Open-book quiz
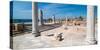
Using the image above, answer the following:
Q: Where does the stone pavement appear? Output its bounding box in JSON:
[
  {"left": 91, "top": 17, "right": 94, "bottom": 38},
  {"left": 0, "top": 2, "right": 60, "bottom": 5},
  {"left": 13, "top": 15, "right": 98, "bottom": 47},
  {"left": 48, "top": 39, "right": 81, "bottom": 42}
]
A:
[{"left": 12, "top": 25, "right": 89, "bottom": 50}]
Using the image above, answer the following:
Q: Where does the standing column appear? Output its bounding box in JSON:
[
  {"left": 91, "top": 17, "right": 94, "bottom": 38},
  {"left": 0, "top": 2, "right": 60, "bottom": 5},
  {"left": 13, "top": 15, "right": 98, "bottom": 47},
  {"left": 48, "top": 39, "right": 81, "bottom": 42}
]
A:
[
  {"left": 52, "top": 15, "right": 55, "bottom": 24},
  {"left": 59, "top": 17, "right": 61, "bottom": 24},
  {"left": 66, "top": 17, "right": 68, "bottom": 25},
  {"left": 38, "top": 9, "right": 44, "bottom": 25},
  {"left": 58, "top": 18, "right": 60, "bottom": 24},
  {"left": 86, "top": 5, "right": 97, "bottom": 44},
  {"left": 32, "top": 2, "right": 40, "bottom": 37},
  {"left": 60, "top": 17, "right": 62, "bottom": 24}
]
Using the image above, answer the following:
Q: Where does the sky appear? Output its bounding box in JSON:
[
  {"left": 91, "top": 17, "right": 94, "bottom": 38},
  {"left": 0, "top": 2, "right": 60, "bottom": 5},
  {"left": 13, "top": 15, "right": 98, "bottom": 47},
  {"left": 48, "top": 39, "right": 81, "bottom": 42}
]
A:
[
  {"left": 11, "top": 1, "right": 97, "bottom": 19},
  {"left": 37, "top": 2, "right": 87, "bottom": 19},
  {"left": 10, "top": 1, "right": 32, "bottom": 19}
]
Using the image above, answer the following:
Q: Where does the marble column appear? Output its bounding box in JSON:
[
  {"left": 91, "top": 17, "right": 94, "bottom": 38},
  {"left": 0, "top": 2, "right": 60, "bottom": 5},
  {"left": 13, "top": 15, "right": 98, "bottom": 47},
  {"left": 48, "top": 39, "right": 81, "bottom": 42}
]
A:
[
  {"left": 66, "top": 17, "right": 68, "bottom": 25},
  {"left": 32, "top": 2, "right": 40, "bottom": 37},
  {"left": 86, "top": 5, "right": 97, "bottom": 44},
  {"left": 58, "top": 18, "right": 60, "bottom": 23},
  {"left": 59, "top": 17, "right": 61, "bottom": 24},
  {"left": 60, "top": 18, "right": 62, "bottom": 24},
  {"left": 52, "top": 15, "right": 55, "bottom": 24},
  {"left": 38, "top": 9, "right": 44, "bottom": 25}
]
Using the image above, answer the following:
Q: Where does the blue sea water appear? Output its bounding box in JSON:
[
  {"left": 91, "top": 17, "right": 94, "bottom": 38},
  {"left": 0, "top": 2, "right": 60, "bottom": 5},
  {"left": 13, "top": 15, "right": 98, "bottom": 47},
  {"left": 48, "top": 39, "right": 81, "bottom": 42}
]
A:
[{"left": 11, "top": 19, "right": 32, "bottom": 23}]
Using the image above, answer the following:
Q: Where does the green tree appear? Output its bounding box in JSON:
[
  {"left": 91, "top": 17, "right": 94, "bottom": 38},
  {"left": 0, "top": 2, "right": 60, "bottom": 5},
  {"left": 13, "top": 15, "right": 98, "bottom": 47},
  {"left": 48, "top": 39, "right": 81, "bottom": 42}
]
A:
[
  {"left": 48, "top": 18, "right": 53, "bottom": 22},
  {"left": 79, "top": 16, "right": 84, "bottom": 21}
]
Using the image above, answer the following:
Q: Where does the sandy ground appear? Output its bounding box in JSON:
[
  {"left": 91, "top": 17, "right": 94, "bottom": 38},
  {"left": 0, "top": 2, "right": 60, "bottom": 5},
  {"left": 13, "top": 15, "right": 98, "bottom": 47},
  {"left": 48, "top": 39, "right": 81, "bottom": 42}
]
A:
[{"left": 12, "top": 24, "right": 90, "bottom": 50}]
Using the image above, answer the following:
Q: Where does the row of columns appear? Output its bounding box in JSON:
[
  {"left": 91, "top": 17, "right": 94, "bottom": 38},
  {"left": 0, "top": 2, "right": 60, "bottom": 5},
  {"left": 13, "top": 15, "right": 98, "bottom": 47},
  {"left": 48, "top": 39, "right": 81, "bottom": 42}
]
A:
[{"left": 32, "top": 2, "right": 97, "bottom": 44}]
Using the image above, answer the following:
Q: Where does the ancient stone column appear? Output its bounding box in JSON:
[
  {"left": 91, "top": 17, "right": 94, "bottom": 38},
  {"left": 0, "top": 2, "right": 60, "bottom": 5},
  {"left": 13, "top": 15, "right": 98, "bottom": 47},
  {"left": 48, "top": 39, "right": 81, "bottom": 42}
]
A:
[
  {"left": 58, "top": 18, "right": 60, "bottom": 24},
  {"left": 59, "top": 17, "right": 61, "bottom": 24},
  {"left": 38, "top": 9, "right": 44, "bottom": 25},
  {"left": 86, "top": 5, "right": 97, "bottom": 44},
  {"left": 32, "top": 2, "right": 40, "bottom": 37},
  {"left": 60, "top": 18, "right": 62, "bottom": 24},
  {"left": 52, "top": 15, "right": 55, "bottom": 24},
  {"left": 66, "top": 17, "right": 68, "bottom": 25}
]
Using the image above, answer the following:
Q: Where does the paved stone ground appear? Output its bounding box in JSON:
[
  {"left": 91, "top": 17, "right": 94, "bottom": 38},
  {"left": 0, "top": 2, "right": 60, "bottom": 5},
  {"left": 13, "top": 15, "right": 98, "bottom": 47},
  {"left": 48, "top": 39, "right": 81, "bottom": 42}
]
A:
[{"left": 12, "top": 25, "right": 89, "bottom": 50}]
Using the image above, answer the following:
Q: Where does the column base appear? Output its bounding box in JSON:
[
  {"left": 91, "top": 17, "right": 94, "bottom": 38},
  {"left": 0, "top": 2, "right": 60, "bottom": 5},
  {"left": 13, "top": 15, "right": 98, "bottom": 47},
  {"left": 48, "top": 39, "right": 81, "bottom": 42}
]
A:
[
  {"left": 86, "top": 40, "right": 97, "bottom": 45},
  {"left": 32, "top": 32, "right": 41, "bottom": 37}
]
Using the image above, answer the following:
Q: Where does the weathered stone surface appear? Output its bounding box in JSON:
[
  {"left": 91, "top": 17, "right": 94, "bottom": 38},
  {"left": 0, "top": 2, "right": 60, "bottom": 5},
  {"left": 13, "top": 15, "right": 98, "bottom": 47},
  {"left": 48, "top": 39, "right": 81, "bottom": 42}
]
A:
[{"left": 12, "top": 25, "right": 89, "bottom": 50}]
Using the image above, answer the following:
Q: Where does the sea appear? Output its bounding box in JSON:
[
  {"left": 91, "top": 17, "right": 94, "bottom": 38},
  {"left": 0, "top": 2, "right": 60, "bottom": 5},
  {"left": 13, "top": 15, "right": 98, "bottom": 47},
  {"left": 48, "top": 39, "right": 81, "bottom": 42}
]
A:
[
  {"left": 11, "top": 19, "right": 49, "bottom": 23},
  {"left": 11, "top": 19, "right": 32, "bottom": 24}
]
